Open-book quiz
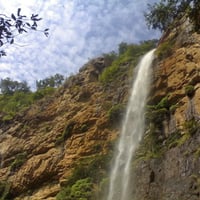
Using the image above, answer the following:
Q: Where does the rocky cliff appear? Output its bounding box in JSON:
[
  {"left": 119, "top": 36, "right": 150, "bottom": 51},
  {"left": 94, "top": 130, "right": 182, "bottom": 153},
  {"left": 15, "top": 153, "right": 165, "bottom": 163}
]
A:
[
  {"left": 0, "top": 54, "right": 132, "bottom": 199},
  {"left": 132, "top": 19, "right": 200, "bottom": 200},
  {"left": 0, "top": 18, "right": 200, "bottom": 200}
]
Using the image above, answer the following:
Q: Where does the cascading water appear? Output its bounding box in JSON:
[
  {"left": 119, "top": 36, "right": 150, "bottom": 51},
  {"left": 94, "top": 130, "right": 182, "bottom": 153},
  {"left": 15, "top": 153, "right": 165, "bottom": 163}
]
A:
[{"left": 107, "top": 49, "right": 155, "bottom": 200}]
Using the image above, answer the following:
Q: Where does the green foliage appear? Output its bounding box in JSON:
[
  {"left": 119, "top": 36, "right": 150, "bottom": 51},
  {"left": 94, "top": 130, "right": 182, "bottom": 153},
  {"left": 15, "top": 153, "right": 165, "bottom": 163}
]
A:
[
  {"left": 0, "top": 75, "right": 62, "bottom": 120},
  {"left": 99, "top": 62, "right": 119, "bottom": 84},
  {"left": 66, "top": 154, "right": 110, "bottom": 186},
  {"left": 32, "top": 87, "right": 55, "bottom": 100},
  {"left": 99, "top": 40, "right": 157, "bottom": 84},
  {"left": 80, "top": 124, "right": 89, "bottom": 133},
  {"left": 146, "top": 96, "right": 170, "bottom": 126},
  {"left": 136, "top": 126, "right": 192, "bottom": 161},
  {"left": 10, "top": 152, "right": 27, "bottom": 171},
  {"left": 55, "top": 121, "right": 75, "bottom": 145},
  {"left": 189, "top": 174, "right": 200, "bottom": 193},
  {"left": 102, "top": 51, "right": 118, "bottom": 67},
  {"left": 36, "top": 74, "right": 64, "bottom": 90},
  {"left": 194, "top": 148, "right": 200, "bottom": 159},
  {"left": 188, "top": 1, "right": 200, "bottom": 32},
  {"left": 108, "top": 104, "right": 125, "bottom": 124},
  {"left": 146, "top": 108, "right": 169, "bottom": 126},
  {"left": 0, "top": 78, "right": 30, "bottom": 95},
  {"left": 156, "top": 96, "right": 170, "bottom": 109},
  {"left": 57, "top": 154, "right": 110, "bottom": 200},
  {"left": 144, "top": 0, "right": 179, "bottom": 32},
  {"left": 0, "top": 181, "right": 10, "bottom": 200},
  {"left": 118, "top": 42, "right": 129, "bottom": 55},
  {"left": 0, "top": 87, "right": 56, "bottom": 121},
  {"left": 156, "top": 40, "right": 174, "bottom": 59},
  {"left": 95, "top": 177, "right": 109, "bottom": 200},
  {"left": 164, "top": 130, "right": 183, "bottom": 149},
  {"left": 91, "top": 143, "right": 103, "bottom": 154},
  {"left": 169, "top": 104, "right": 178, "bottom": 114},
  {"left": 185, "top": 85, "right": 195, "bottom": 97},
  {"left": 135, "top": 124, "right": 163, "bottom": 160},
  {"left": 145, "top": 0, "right": 200, "bottom": 32},
  {"left": 183, "top": 119, "right": 199, "bottom": 136},
  {"left": 2, "top": 114, "right": 14, "bottom": 122},
  {"left": 118, "top": 40, "right": 157, "bottom": 65},
  {"left": 56, "top": 178, "right": 93, "bottom": 200},
  {"left": 0, "top": 92, "right": 33, "bottom": 119},
  {"left": 140, "top": 98, "right": 199, "bottom": 162}
]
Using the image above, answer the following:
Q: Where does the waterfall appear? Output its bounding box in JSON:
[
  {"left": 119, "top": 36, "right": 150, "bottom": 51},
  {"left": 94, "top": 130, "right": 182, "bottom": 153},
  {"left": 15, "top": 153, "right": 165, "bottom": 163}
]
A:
[{"left": 107, "top": 49, "right": 155, "bottom": 200}]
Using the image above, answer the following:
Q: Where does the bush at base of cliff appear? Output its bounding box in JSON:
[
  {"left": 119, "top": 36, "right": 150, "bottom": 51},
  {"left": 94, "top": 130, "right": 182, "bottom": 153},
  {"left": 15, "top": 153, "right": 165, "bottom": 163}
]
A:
[
  {"left": 56, "top": 178, "right": 93, "bottom": 200},
  {"left": 57, "top": 154, "right": 111, "bottom": 200}
]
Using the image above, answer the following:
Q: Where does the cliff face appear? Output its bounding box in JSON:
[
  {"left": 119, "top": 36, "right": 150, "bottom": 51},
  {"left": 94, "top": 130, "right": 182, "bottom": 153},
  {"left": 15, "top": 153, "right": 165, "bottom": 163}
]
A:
[
  {"left": 132, "top": 22, "right": 200, "bottom": 200},
  {"left": 0, "top": 19, "right": 200, "bottom": 200},
  {"left": 0, "top": 56, "right": 131, "bottom": 199}
]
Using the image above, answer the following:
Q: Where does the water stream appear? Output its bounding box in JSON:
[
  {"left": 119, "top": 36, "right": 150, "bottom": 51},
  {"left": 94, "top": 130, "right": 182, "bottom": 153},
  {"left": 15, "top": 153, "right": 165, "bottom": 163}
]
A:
[{"left": 107, "top": 49, "right": 155, "bottom": 200}]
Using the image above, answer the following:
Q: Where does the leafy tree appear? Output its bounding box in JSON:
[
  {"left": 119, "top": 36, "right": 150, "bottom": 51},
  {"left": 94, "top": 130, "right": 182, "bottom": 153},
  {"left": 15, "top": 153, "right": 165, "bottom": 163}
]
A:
[
  {"left": 188, "top": 0, "right": 200, "bottom": 32},
  {"left": 36, "top": 74, "right": 64, "bottom": 90},
  {"left": 102, "top": 51, "right": 118, "bottom": 67},
  {"left": 0, "top": 78, "right": 30, "bottom": 95},
  {"left": 0, "top": 8, "right": 49, "bottom": 57},
  {"left": 144, "top": 0, "right": 200, "bottom": 32},
  {"left": 118, "top": 42, "right": 128, "bottom": 55}
]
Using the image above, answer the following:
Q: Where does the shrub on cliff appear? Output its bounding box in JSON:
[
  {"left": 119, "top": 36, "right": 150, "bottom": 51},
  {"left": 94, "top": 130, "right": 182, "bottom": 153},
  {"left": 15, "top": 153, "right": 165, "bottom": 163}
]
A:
[
  {"left": 185, "top": 84, "right": 195, "bottom": 98},
  {"left": 108, "top": 104, "right": 125, "bottom": 125},
  {"left": 156, "top": 40, "right": 174, "bottom": 59}
]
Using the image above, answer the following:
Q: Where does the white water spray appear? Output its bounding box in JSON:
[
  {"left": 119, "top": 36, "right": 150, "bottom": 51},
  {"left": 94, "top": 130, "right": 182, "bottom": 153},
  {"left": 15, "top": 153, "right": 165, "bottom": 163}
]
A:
[{"left": 107, "top": 49, "right": 155, "bottom": 200}]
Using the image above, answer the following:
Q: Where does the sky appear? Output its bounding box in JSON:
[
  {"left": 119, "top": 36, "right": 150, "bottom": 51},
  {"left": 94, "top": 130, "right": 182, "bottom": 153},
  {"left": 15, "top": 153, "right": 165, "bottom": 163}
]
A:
[{"left": 0, "top": 0, "right": 160, "bottom": 89}]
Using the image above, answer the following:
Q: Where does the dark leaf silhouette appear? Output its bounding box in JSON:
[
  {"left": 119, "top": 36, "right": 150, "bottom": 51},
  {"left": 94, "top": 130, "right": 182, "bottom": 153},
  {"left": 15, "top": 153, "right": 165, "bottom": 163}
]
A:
[
  {"left": 0, "top": 8, "right": 49, "bottom": 57},
  {"left": 44, "top": 32, "right": 49, "bottom": 37},
  {"left": 10, "top": 38, "right": 14, "bottom": 44},
  {"left": 26, "top": 22, "right": 31, "bottom": 27},
  {"left": 17, "top": 8, "right": 21, "bottom": 16},
  {"left": 11, "top": 13, "right": 16, "bottom": 20}
]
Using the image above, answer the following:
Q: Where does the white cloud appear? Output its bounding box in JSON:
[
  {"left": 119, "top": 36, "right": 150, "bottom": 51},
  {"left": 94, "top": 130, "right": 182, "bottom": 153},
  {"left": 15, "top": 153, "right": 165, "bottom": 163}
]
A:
[{"left": 0, "top": 0, "right": 160, "bottom": 89}]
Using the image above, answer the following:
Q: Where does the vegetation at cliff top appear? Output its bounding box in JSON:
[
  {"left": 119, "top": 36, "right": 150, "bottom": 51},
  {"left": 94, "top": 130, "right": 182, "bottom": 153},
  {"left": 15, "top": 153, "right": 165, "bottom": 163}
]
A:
[
  {"left": 99, "top": 39, "right": 157, "bottom": 84},
  {"left": 0, "top": 39, "right": 157, "bottom": 122},
  {"left": 0, "top": 74, "right": 64, "bottom": 121},
  {"left": 145, "top": 0, "right": 200, "bottom": 32}
]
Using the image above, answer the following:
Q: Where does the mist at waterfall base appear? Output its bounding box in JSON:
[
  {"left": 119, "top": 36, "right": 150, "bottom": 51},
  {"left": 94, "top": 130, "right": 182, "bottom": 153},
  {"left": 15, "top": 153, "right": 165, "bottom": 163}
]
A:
[{"left": 107, "top": 49, "right": 155, "bottom": 200}]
